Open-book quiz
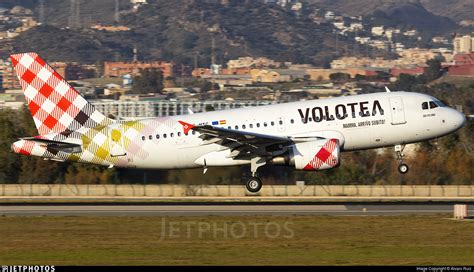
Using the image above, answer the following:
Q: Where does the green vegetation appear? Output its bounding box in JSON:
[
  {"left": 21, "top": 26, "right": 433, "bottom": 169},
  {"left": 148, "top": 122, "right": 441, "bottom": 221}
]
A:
[
  {"left": 131, "top": 68, "right": 164, "bottom": 94},
  {"left": 329, "top": 72, "right": 351, "bottom": 82},
  {"left": 0, "top": 215, "right": 472, "bottom": 265}
]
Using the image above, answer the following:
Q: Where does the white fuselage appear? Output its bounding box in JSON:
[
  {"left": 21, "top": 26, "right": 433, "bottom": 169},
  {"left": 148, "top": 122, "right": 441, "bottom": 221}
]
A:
[{"left": 117, "top": 92, "right": 465, "bottom": 169}]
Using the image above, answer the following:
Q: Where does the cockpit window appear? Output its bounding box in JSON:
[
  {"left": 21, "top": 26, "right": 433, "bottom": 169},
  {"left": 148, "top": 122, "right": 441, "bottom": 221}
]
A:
[
  {"left": 429, "top": 101, "right": 438, "bottom": 109},
  {"left": 434, "top": 100, "right": 446, "bottom": 107},
  {"left": 422, "top": 102, "right": 429, "bottom": 110}
]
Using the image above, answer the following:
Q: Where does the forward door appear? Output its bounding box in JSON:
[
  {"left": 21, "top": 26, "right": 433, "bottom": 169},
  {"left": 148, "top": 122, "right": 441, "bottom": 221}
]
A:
[{"left": 389, "top": 97, "right": 407, "bottom": 125}]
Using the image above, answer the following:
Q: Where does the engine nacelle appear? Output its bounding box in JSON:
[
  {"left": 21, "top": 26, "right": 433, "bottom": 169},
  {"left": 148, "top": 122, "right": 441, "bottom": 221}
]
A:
[{"left": 271, "top": 139, "right": 341, "bottom": 171}]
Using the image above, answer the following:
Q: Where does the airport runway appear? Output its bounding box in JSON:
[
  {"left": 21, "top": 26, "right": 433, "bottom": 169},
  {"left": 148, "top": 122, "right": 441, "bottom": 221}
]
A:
[{"left": 1, "top": 202, "right": 472, "bottom": 216}]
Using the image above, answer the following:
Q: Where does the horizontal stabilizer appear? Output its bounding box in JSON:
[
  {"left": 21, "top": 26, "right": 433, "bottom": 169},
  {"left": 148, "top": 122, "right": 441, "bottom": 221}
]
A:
[{"left": 21, "top": 137, "right": 82, "bottom": 154}]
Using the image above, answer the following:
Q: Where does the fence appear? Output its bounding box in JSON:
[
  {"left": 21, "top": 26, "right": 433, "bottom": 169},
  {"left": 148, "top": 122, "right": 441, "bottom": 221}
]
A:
[{"left": 1, "top": 184, "right": 473, "bottom": 197}]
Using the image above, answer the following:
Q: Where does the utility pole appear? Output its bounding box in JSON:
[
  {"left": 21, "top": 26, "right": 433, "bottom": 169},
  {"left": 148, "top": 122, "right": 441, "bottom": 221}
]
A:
[
  {"left": 133, "top": 46, "right": 138, "bottom": 62},
  {"left": 39, "top": 0, "right": 45, "bottom": 25},
  {"left": 75, "top": 0, "right": 80, "bottom": 28},
  {"left": 181, "top": 64, "right": 185, "bottom": 87},
  {"left": 194, "top": 52, "right": 199, "bottom": 71},
  {"left": 208, "top": 25, "right": 219, "bottom": 91},
  {"left": 68, "top": 0, "right": 80, "bottom": 29},
  {"left": 114, "top": 0, "right": 120, "bottom": 24}
]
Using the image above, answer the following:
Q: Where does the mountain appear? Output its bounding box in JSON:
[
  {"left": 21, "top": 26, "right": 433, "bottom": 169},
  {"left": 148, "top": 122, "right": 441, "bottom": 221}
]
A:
[
  {"left": 306, "top": 0, "right": 471, "bottom": 24},
  {"left": 368, "top": 3, "right": 458, "bottom": 34},
  {"left": 3, "top": 0, "right": 382, "bottom": 66}
]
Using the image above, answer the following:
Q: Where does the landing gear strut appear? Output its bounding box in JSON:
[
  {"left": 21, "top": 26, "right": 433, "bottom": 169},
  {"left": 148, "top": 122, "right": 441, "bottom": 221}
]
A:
[
  {"left": 245, "top": 157, "right": 266, "bottom": 193},
  {"left": 395, "top": 144, "right": 409, "bottom": 174}
]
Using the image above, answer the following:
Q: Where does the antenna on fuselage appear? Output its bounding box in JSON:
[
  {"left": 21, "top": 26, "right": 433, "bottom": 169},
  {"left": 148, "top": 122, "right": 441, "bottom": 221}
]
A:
[{"left": 385, "top": 86, "right": 392, "bottom": 93}]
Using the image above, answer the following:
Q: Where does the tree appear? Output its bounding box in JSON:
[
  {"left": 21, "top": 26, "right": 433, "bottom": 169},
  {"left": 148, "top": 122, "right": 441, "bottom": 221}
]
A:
[
  {"left": 200, "top": 81, "right": 219, "bottom": 92},
  {"left": 0, "top": 109, "right": 22, "bottom": 183},
  {"left": 131, "top": 68, "right": 164, "bottom": 94},
  {"left": 329, "top": 72, "right": 351, "bottom": 82},
  {"left": 424, "top": 59, "right": 442, "bottom": 82}
]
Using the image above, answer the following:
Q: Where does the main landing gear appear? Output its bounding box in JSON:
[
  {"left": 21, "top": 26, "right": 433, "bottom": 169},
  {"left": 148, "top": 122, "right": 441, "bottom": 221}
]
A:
[
  {"left": 245, "top": 157, "right": 266, "bottom": 193},
  {"left": 395, "top": 144, "right": 409, "bottom": 174},
  {"left": 246, "top": 176, "right": 262, "bottom": 193}
]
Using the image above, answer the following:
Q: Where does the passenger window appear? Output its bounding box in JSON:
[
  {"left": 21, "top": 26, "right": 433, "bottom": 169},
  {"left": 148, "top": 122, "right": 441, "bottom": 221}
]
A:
[
  {"left": 250, "top": 124, "right": 253, "bottom": 128},
  {"left": 149, "top": 135, "right": 152, "bottom": 140},
  {"left": 257, "top": 123, "right": 260, "bottom": 128},
  {"left": 228, "top": 126, "right": 231, "bottom": 130},
  {"left": 264, "top": 122, "right": 268, "bottom": 127},
  {"left": 170, "top": 133, "right": 174, "bottom": 137},
  {"left": 422, "top": 102, "right": 428, "bottom": 110},
  {"left": 192, "top": 130, "right": 196, "bottom": 135},
  {"left": 178, "top": 132, "right": 181, "bottom": 137},
  {"left": 156, "top": 134, "right": 160, "bottom": 139},
  {"left": 235, "top": 125, "right": 239, "bottom": 130},
  {"left": 271, "top": 121, "right": 275, "bottom": 126},
  {"left": 163, "top": 134, "right": 167, "bottom": 138},
  {"left": 242, "top": 125, "right": 246, "bottom": 129},
  {"left": 429, "top": 101, "right": 438, "bottom": 109},
  {"left": 290, "top": 119, "right": 294, "bottom": 124},
  {"left": 142, "top": 136, "right": 145, "bottom": 141},
  {"left": 279, "top": 120, "right": 283, "bottom": 125}
]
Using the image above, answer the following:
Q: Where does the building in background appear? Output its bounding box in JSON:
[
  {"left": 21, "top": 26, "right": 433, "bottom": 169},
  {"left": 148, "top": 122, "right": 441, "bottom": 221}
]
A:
[
  {"left": 91, "top": 99, "right": 275, "bottom": 118},
  {"left": 104, "top": 61, "right": 174, "bottom": 78},
  {"left": 449, "top": 52, "right": 474, "bottom": 76},
  {"left": 453, "top": 35, "right": 473, "bottom": 55},
  {"left": 0, "top": 60, "right": 21, "bottom": 90}
]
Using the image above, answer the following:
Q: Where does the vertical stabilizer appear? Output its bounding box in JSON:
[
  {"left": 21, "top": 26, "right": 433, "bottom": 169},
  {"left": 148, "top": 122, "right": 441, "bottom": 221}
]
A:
[{"left": 10, "top": 52, "right": 113, "bottom": 135}]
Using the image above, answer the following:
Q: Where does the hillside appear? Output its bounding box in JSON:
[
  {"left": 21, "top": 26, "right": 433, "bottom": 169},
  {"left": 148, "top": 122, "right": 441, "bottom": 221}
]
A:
[
  {"left": 306, "top": 0, "right": 472, "bottom": 24},
  {"left": 367, "top": 3, "right": 458, "bottom": 34},
  {"left": 3, "top": 0, "right": 382, "bottom": 66}
]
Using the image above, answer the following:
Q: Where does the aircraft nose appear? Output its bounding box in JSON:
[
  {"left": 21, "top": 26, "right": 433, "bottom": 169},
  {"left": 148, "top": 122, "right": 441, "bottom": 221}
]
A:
[{"left": 451, "top": 109, "right": 466, "bottom": 131}]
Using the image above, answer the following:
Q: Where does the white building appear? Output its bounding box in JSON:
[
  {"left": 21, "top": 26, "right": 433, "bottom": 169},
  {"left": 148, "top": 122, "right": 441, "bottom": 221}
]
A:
[
  {"left": 333, "top": 22, "right": 345, "bottom": 30},
  {"left": 91, "top": 100, "right": 276, "bottom": 118},
  {"left": 349, "top": 23, "right": 363, "bottom": 32},
  {"left": 355, "top": 36, "right": 371, "bottom": 44},
  {"left": 403, "top": 30, "right": 417, "bottom": 37},
  {"left": 324, "top": 11, "right": 335, "bottom": 20},
  {"left": 371, "top": 26, "right": 384, "bottom": 36},
  {"left": 453, "top": 35, "right": 473, "bottom": 54}
]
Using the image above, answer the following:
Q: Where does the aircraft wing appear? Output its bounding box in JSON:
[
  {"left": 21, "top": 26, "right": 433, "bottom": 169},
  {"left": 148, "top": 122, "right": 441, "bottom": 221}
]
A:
[{"left": 179, "top": 121, "right": 306, "bottom": 158}]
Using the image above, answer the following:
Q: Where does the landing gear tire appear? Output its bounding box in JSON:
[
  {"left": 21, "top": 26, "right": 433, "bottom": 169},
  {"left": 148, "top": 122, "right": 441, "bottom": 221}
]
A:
[
  {"left": 246, "top": 177, "right": 262, "bottom": 193},
  {"left": 398, "top": 163, "right": 409, "bottom": 174},
  {"left": 394, "top": 145, "right": 409, "bottom": 175}
]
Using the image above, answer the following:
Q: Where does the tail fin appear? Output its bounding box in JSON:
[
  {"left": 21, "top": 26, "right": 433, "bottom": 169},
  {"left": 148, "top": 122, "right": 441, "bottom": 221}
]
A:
[{"left": 10, "top": 52, "right": 113, "bottom": 135}]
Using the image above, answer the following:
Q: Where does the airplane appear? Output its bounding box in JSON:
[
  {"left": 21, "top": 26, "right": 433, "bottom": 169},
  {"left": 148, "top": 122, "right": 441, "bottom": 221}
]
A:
[{"left": 10, "top": 52, "right": 466, "bottom": 193}]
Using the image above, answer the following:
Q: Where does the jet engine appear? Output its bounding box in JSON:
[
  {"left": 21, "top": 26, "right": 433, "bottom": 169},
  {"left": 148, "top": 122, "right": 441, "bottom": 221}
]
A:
[{"left": 271, "top": 139, "right": 341, "bottom": 171}]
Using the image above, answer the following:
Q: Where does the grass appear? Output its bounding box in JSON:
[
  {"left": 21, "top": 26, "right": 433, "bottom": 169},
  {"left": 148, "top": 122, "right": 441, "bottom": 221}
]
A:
[{"left": 0, "top": 215, "right": 473, "bottom": 265}]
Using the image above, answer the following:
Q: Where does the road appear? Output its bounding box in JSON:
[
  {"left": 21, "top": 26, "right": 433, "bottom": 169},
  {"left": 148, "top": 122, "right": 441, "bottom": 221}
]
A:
[{"left": 1, "top": 202, "right": 472, "bottom": 216}]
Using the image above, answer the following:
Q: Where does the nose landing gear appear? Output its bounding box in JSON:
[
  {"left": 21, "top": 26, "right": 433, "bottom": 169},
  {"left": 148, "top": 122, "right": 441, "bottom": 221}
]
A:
[{"left": 395, "top": 144, "right": 409, "bottom": 174}]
